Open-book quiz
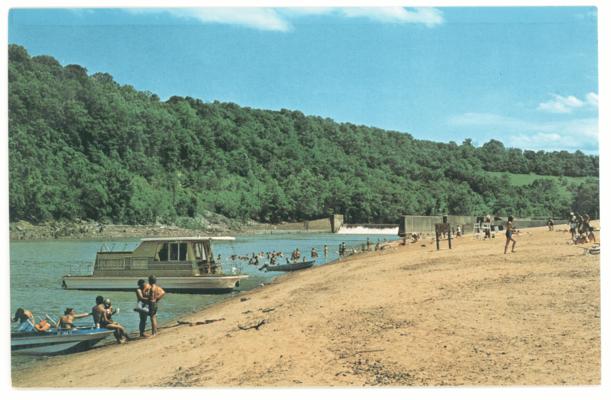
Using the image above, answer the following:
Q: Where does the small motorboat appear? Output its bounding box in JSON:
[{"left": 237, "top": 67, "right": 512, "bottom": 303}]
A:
[
  {"left": 260, "top": 260, "right": 315, "bottom": 272},
  {"left": 11, "top": 325, "right": 114, "bottom": 355}
]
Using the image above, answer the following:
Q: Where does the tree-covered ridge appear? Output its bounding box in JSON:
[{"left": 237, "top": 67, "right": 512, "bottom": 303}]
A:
[{"left": 8, "top": 44, "right": 599, "bottom": 225}]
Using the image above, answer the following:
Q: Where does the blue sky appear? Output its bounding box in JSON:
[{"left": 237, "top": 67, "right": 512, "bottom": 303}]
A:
[{"left": 8, "top": 7, "right": 599, "bottom": 153}]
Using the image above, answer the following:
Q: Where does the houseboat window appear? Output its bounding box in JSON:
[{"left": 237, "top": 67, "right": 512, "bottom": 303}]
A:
[
  {"left": 170, "top": 243, "right": 179, "bottom": 261},
  {"left": 157, "top": 243, "right": 169, "bottom": 261},
  {"left": 168, "top": 242, "right": 188, "bottom": 261},
  {"left": 179, "top": 243, "right": 187, "bottom": 261},
  {"left": 194, "top": 242, "right": 206, "bottom": 260}
]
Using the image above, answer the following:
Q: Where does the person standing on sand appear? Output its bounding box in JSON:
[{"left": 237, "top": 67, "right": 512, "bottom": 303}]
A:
[
  {"left": 504, "top": 216, "right": 517, "bottom": 254},
  {"left": 547, "top": 217, "right": 554, "bottom": 231},
  {"left": 145, "top": 275, "right": 165, "bottom": 336},
  {"left": 134, "top": 279, "right": 150, "bottom": 337}
]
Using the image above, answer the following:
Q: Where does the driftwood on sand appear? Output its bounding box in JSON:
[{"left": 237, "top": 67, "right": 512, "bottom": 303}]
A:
[
  {"left": 176, "top": 318, "right": 225, "bottom": 326},
  {"left": 238, "top": 319, "right": 267, "bottom": 330}
]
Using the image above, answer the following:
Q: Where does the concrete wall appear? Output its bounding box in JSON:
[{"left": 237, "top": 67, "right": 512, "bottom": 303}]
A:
[
  {"left": 398, "top": 215, "right": 549, "bottom": 236},
  {"left": 331, "top": 214, "right": 344, "bottom": 233}
]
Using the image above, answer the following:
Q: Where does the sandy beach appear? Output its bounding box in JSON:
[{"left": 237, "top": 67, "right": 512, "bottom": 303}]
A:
[{"left": 12, "top": 225, "right": 600, "bottom": 387}]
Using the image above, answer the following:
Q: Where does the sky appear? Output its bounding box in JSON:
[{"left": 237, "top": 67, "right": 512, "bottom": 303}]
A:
[{"left": 8, "top": 6, "right": 599, "bottom": 153}]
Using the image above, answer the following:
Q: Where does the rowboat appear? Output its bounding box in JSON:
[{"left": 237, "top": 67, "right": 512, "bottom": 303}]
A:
[
  {"left": 11, "top": 326, "right": 114, "bottom": 355},
  {"left": 62, "top": 237, "right": 248, "bottom": 293},
  {"left": 261, "top": 260, "right": 315, "bottom": 272}
]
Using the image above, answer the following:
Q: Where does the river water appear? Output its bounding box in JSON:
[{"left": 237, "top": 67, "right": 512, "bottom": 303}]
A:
[{"left": 10, "top": 232, "right": 396, "bottom": 370}]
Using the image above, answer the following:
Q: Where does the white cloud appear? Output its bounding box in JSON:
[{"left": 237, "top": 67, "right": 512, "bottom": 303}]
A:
[
  {"left": 127, "top": 7, "right": 444, "bottom": 32},
  {"left": 338, "top": 7, "right": 444, "bottom": 27},
  {"left": 166, "top": 8, "right": 291, "bottom": 32},
  {"left": 586, "top": 92, "right": 598, "bottom": 107},
  {"left": 537, "top": 92, "right": 598, "bottom": 114},
  {"left": 537, "top": 94, "right": 584, "bottom": 114},
  {"left": 448, "top": 112, "right": 598, "bottom": 152}
]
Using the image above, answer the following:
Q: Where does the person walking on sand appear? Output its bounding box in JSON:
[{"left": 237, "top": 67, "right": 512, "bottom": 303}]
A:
[
  {"left": 134, "top": 279, "right": 151, "bottom": 337},
  {"left": 144, "top": 275, "right": 165, "bottom": 336},
  {"left": 504, "top": 216, "right": 517, "bottom": 254}
]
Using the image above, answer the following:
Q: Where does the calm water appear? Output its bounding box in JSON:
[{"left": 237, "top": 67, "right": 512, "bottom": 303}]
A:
[{"left": 10, "top": 232, "right": 395, "bottom": 369}]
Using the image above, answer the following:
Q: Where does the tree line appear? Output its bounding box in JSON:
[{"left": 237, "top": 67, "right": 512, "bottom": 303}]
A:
[{"left": 8, "top": 44, "right": 600, "bottom": 225}]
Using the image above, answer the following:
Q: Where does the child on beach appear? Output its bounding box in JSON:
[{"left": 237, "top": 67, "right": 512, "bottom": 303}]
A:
[{"left": 504, "top": 216, "right": 517, "bottom": 254}]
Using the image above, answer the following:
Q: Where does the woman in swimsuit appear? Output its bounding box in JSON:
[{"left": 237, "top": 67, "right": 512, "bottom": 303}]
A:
[
  {"left": 504, "top": 216, "right": 517, "bottom": 254},
  {"left": 56, "top": 308, "right": 90, "bottom": 330}
]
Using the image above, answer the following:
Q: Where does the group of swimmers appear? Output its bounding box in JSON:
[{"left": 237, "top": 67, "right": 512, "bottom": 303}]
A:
[{"left": 11, "top": 275, "right": 165, "bottom": 344}]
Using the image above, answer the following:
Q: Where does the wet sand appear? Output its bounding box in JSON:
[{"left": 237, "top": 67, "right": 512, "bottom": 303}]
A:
[{"left": 12, "top": 225, "right": 600, "bottom": 387}]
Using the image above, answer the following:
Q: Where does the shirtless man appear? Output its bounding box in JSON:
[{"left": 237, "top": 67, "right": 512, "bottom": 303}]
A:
[
  {"left": 57, "top": 308, "right": 90, "bottom": 330},
  {"left": 504, "top": 216, "right": 517, "bottom": 254},
  {"left": 144, "top": 275, "right": 165, "bottom": 336},
  {"left": 91, "top": 296, "right": 106, "bottom": 328}
]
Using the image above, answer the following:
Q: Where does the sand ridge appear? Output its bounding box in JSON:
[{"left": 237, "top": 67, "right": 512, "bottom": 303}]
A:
[{"left": 12, "top": 225, "right": 600, "bottom": 387}]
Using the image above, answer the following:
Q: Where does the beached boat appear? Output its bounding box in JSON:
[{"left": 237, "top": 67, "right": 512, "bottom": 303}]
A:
[
  {"left": 62, "top": 237, "right": 248, "bottom": 293},
  {"left": 261, "top": 260, "right": 315, "bottom": 272},
  {"left": 11, "top": 327, "right": 114, "bottom": 355}
]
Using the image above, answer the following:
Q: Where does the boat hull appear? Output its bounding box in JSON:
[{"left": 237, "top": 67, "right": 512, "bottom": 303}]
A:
[
  {"left": 11, "top": 328, "right": 114, "bottom": 355},
  {"left": 62, "top": 275, "right": 248, "bottom": 293},
  {"left": 264, "top": 260, "right": 315, "bottom": 272}
]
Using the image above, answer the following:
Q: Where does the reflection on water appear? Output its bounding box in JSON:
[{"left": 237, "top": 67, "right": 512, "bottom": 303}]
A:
[{"left": 10, "top": 232, "right": 396, "bottom": 369}]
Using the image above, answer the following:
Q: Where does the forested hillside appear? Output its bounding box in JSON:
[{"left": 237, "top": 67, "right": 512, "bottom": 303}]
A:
[{"left": 8, "top": 44, "right": 600, "bottom": 225}]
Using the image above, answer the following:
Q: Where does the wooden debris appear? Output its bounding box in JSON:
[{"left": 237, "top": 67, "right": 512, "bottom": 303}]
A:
[
  {"left": 240, "top": 297, "right": 250, "bottom": 302},
  {"left": 238, "top": 319, "right": 267, "bottom": 331},
  {"left": 261, "top": 307, "right": 275, "bottom": 313},
  {"left": 176, "top": 318, "right": 225, "bottom": 326}
]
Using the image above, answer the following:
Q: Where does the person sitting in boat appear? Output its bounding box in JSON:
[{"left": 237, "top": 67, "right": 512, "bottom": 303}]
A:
[
  {"left": 91, "top": 296, "right": 106, "bottom": 328},
  {"left": 101, "top": 299, "right": 129, "bottom": 343},
  {"left": 291, "top": 248, "right": 301, "bottom": 262},
  {"left": 57, "top": 308, "right": 90, "bottom": 331},
  {"left": 12, "top": 308, "right": 35, "bottom": 332}
]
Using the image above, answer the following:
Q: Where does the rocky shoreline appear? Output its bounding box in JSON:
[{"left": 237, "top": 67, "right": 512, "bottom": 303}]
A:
[{"left": 9, "top": 214, "right": 331, "bottom": 241}]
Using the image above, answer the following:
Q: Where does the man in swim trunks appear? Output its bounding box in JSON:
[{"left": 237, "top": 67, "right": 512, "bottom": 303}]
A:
[
  {"left": 144, "top": 275, "right": 165, "bottom": 336},
  {"left": 91, "top": 296, "right": 106, "bottom": 328},
  {"left": 504, "top": 216, "right": 517, "bottom": 254}
]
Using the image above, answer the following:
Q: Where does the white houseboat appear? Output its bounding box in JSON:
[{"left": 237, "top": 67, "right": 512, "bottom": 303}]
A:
[{"left": 62, "top": 237, "right": 247, "bottom": 293}]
